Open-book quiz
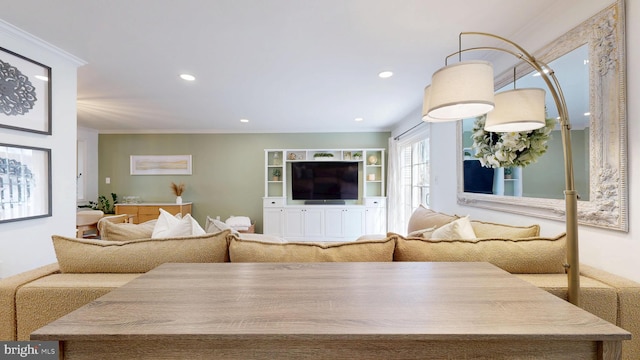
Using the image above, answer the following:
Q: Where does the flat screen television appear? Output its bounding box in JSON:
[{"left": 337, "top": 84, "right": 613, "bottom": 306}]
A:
[{"left": 291, "top": 161, "right": 359, "bottom": 200}]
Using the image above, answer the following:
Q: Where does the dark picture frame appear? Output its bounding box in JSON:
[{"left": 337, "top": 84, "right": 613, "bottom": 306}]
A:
[
  {"left": 0, "top": 143, "right": 52, "bottom": 223},
  {"left": 0, "top": 46, "right": 52, "bottom": 135}
]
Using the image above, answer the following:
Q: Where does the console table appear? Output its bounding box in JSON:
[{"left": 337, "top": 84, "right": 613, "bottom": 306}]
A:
[
  {"left": 114, "top": 202, "right": 192, "bottom": 224},
  {"left": 31, "top": 262, "right": 630, "bottom": 359}
]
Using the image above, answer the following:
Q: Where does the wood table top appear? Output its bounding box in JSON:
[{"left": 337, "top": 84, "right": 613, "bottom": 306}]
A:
[{"left": 32, "top": 262, "right": 630, "bottom": 342}]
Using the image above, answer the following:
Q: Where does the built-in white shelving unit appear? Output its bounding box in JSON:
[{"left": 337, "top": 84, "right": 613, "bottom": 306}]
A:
[{"left": 263, "top": 148, "right": 386, "bottom": 241}]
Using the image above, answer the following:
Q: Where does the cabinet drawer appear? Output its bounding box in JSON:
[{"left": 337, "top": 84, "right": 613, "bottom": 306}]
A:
[
  {"left": 116, "top": 206, "right": 138, "bottom": 215},
  {"left": 263, "top": 198, "right": 285, "bottom": 207},
  {"left": 139, "top": 206, "right": 162, "bottom": 215},
  {"left": 365, "top": 198, "right": 386, "bottom": 207}
]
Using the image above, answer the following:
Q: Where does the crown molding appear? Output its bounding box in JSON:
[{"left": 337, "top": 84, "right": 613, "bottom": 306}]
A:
[{"left": 0, "top": 19, "right": 86, "bottom": 66}]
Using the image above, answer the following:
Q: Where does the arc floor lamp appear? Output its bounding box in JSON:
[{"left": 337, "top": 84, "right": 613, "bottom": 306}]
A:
[{"left": 423, "top": 32, "right": 580, "bottom": 306}]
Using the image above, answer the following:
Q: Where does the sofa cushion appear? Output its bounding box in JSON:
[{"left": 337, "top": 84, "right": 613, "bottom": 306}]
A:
[
  {"left": 431, "top": 216, "right": 476, "bottom": 240},
  {"left": 15, "top": 273, "right": 141, "bottom": 340},
  {"left": 514, "top": 273, "right": 618, "bottom": 325},
  {"left": 52, "top": 230, "right": 230, "bottom": 273},
  {"left": 237, "top": 233, "right": 286, "bottom": 243},
  {"left": 0, "top": 263, "right": 61, "bottom": 341},
  {"left": 407, "top": 205, "right": 458, "bottom": 234},
  {"left": 471, "top": 220, "right": 540, "bottom": 238},
  {"left": 580, "top": 264, "right": 640, "bottom": 359},
  {"left": 392, "top": 233, "right": 567, "bottom": 274},
  {"left": 229, "top": 236, "right": 395, "bottom": 262},
  {"left": 99, "top": 219, "right": 157, "bottom": 240}
]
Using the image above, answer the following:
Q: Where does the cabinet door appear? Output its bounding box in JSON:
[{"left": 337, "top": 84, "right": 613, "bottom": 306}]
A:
[
  {"left": 263, "top": 208, "right": 284, "bottom": 236},
  {"left": 324, "top": 209, "right": 344, "bottom": 238},
  {"left": 343, "top": 208, "right": 365, "bottom": 238},
  {"left": 284, "top": 208, "right": 305, "bottom": 238},
  {"left": 303, "top": 208, "right": 324, "bottom": 237}
]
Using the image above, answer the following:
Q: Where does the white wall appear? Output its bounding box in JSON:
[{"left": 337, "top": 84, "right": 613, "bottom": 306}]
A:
[
  {"left": 0, "top": 21, "right": 85, "bottom": 278},
  {"left": 423, "top": 1, "right": 640, "bottom": 283}
]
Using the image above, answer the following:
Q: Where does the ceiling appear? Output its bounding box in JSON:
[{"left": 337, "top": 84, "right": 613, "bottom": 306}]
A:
[{"left": 1, "top": 0, "right": 611, "bottom": 134}]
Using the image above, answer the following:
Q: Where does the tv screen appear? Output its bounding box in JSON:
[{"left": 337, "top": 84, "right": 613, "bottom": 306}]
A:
[{"left": 291, "top": 161, "right": 359, "bottom": 200}]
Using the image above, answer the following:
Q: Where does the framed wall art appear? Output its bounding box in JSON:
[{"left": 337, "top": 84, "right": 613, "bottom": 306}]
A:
[
  {"left": 0, "top": 143, "right": 52, "bottom": 223},
  {"left": 0, "top": 46, "right": 52, "bottom": 135},
  {"left": 130, "top": 155, "right": 192, "bottom": 175}
]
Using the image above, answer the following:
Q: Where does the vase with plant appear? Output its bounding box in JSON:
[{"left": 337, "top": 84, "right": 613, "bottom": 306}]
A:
[
  {"left": 272, "top": 168, "right": 281, "bottom": 181},
  {"left": 171, "top": 182, "right": 185, "bottom": 204},
  {"left": 313, "top": 152, "right": 334, "bottom": 160}
]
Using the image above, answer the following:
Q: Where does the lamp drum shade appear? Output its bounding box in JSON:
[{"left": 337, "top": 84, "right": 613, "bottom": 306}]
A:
[
  {"left": 421, "top": 85, "right": 437, "bottom": 122},
  {"left": 427, "top": 61, "right": 495, "bottom": 120},
  {"left": 484, "top": 88, "right": 546, "bottom": 132}
]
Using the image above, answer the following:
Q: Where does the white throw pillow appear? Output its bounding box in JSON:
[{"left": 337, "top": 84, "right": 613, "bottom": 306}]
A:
[
  {"left": 431, "top": 216, "right": 477, "bottom": 240},
  {"left": 205, "top": 216, "right": 239, "bottom": 236},
  {"left": 206, "top": 216, "right": 230, "bottom": 232},
  {"left": 152, "top": 208, "right": 205, "bottom": 238}
]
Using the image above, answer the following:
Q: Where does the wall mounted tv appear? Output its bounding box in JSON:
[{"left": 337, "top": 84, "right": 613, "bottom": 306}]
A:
[{"left": 291, "top": 161, "right": 359, "bottom": 201}]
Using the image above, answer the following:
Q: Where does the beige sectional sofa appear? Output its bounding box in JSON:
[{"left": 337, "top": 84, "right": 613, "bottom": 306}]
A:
[{"left": 1, "top": 207, "right": 639, "bottom": 359}]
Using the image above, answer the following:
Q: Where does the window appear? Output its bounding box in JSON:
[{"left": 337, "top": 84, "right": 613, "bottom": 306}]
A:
[
  {"left": 387, "top": 124, "right": 430, "bottom": 233},
  {"left": 401, "top": 138, "right": 429, "bottom": 220}
]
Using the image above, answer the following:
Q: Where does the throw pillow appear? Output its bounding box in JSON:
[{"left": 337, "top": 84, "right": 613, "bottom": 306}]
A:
[
  {"left": 407, "top": 205, "right": 459, "bottom": 234},
  {"left": 205, "top": 216, "right": 240, "bottom": 236},
  {"left": 99, "top": 219, "right": 157, "bottom": 241},
  {"left": 470, "top": 220, "right": 540, "bottom": 238},
  {"left": 205, "top": 216, "right": 230, "bottom": 232},
  {"left": 392, "top": 232, "right": 567, "bottom": 274},
  {"left": 52, "top": 230, "right": 231, "bottom": 273},
  {"left": 431, "top": 216, "right": 476, "bottom": 240},
  {"left": 152, "top": 208, "right": 205, "bottom": 238},
  {"left": 407, "top": 227, "right": 436, "bottom": 238},
  {"left": 229, "top": 235, "right": 396, "bottom": 262}
]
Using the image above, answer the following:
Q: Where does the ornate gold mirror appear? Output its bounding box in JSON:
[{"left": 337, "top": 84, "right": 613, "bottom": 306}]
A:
[{"left": 456, "top": 0, "right": 627, "bottom": 231}]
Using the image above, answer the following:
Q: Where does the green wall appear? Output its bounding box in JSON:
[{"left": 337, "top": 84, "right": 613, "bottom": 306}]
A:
[
  {"left": 522, "top": 128, "right": 590, "bottom": 200},
  {"left": 98, "top": 132, "right": 389, "bottom": 231}
]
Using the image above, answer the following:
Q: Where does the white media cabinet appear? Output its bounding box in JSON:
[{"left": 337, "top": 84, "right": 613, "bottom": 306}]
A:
[{"left": 263, "top": 148, "right": 387, "bottom": 241}]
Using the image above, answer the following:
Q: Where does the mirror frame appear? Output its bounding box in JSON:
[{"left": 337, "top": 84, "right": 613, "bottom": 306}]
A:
[{"left": 456, "top": 0, "right": 628, "bottom": 232}]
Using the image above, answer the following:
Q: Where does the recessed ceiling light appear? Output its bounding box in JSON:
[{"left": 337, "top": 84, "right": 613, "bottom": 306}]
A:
[
  {"left": 240, "top": 119, "right": 249, "bottom": 123},
  {"left": 584, "top": 112, "right": 591, "bottom": 116},
  {"left": 354, "top": 117, "right": 364, "bottom": 122},
  {"left": 34, "top": 75, "right": 49, "bottom": 81},
  {"left": 180, "top": 74, "right": 196, "bottom": 81},
  {"left": 378, "top": 71, "right": 393, "bottom": 79}
]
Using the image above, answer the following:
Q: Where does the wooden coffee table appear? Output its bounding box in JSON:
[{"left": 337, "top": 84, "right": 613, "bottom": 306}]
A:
[{"left": 31, "top": 262, "right": 630, "bottom": 359}]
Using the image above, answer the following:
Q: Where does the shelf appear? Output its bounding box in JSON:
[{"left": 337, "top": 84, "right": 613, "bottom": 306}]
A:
[{"left": 266, "top": 148, "right": 385, "bottom": 202}]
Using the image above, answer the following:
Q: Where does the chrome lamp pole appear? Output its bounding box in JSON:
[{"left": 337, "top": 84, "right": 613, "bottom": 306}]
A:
[{"left": 424, "top": 32, "right": 580, "bottom": 306}]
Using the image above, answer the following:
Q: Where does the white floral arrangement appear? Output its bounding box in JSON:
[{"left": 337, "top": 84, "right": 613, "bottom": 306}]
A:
[{"left": 471, "top": 115, "right": 555, "bottom": 168}]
